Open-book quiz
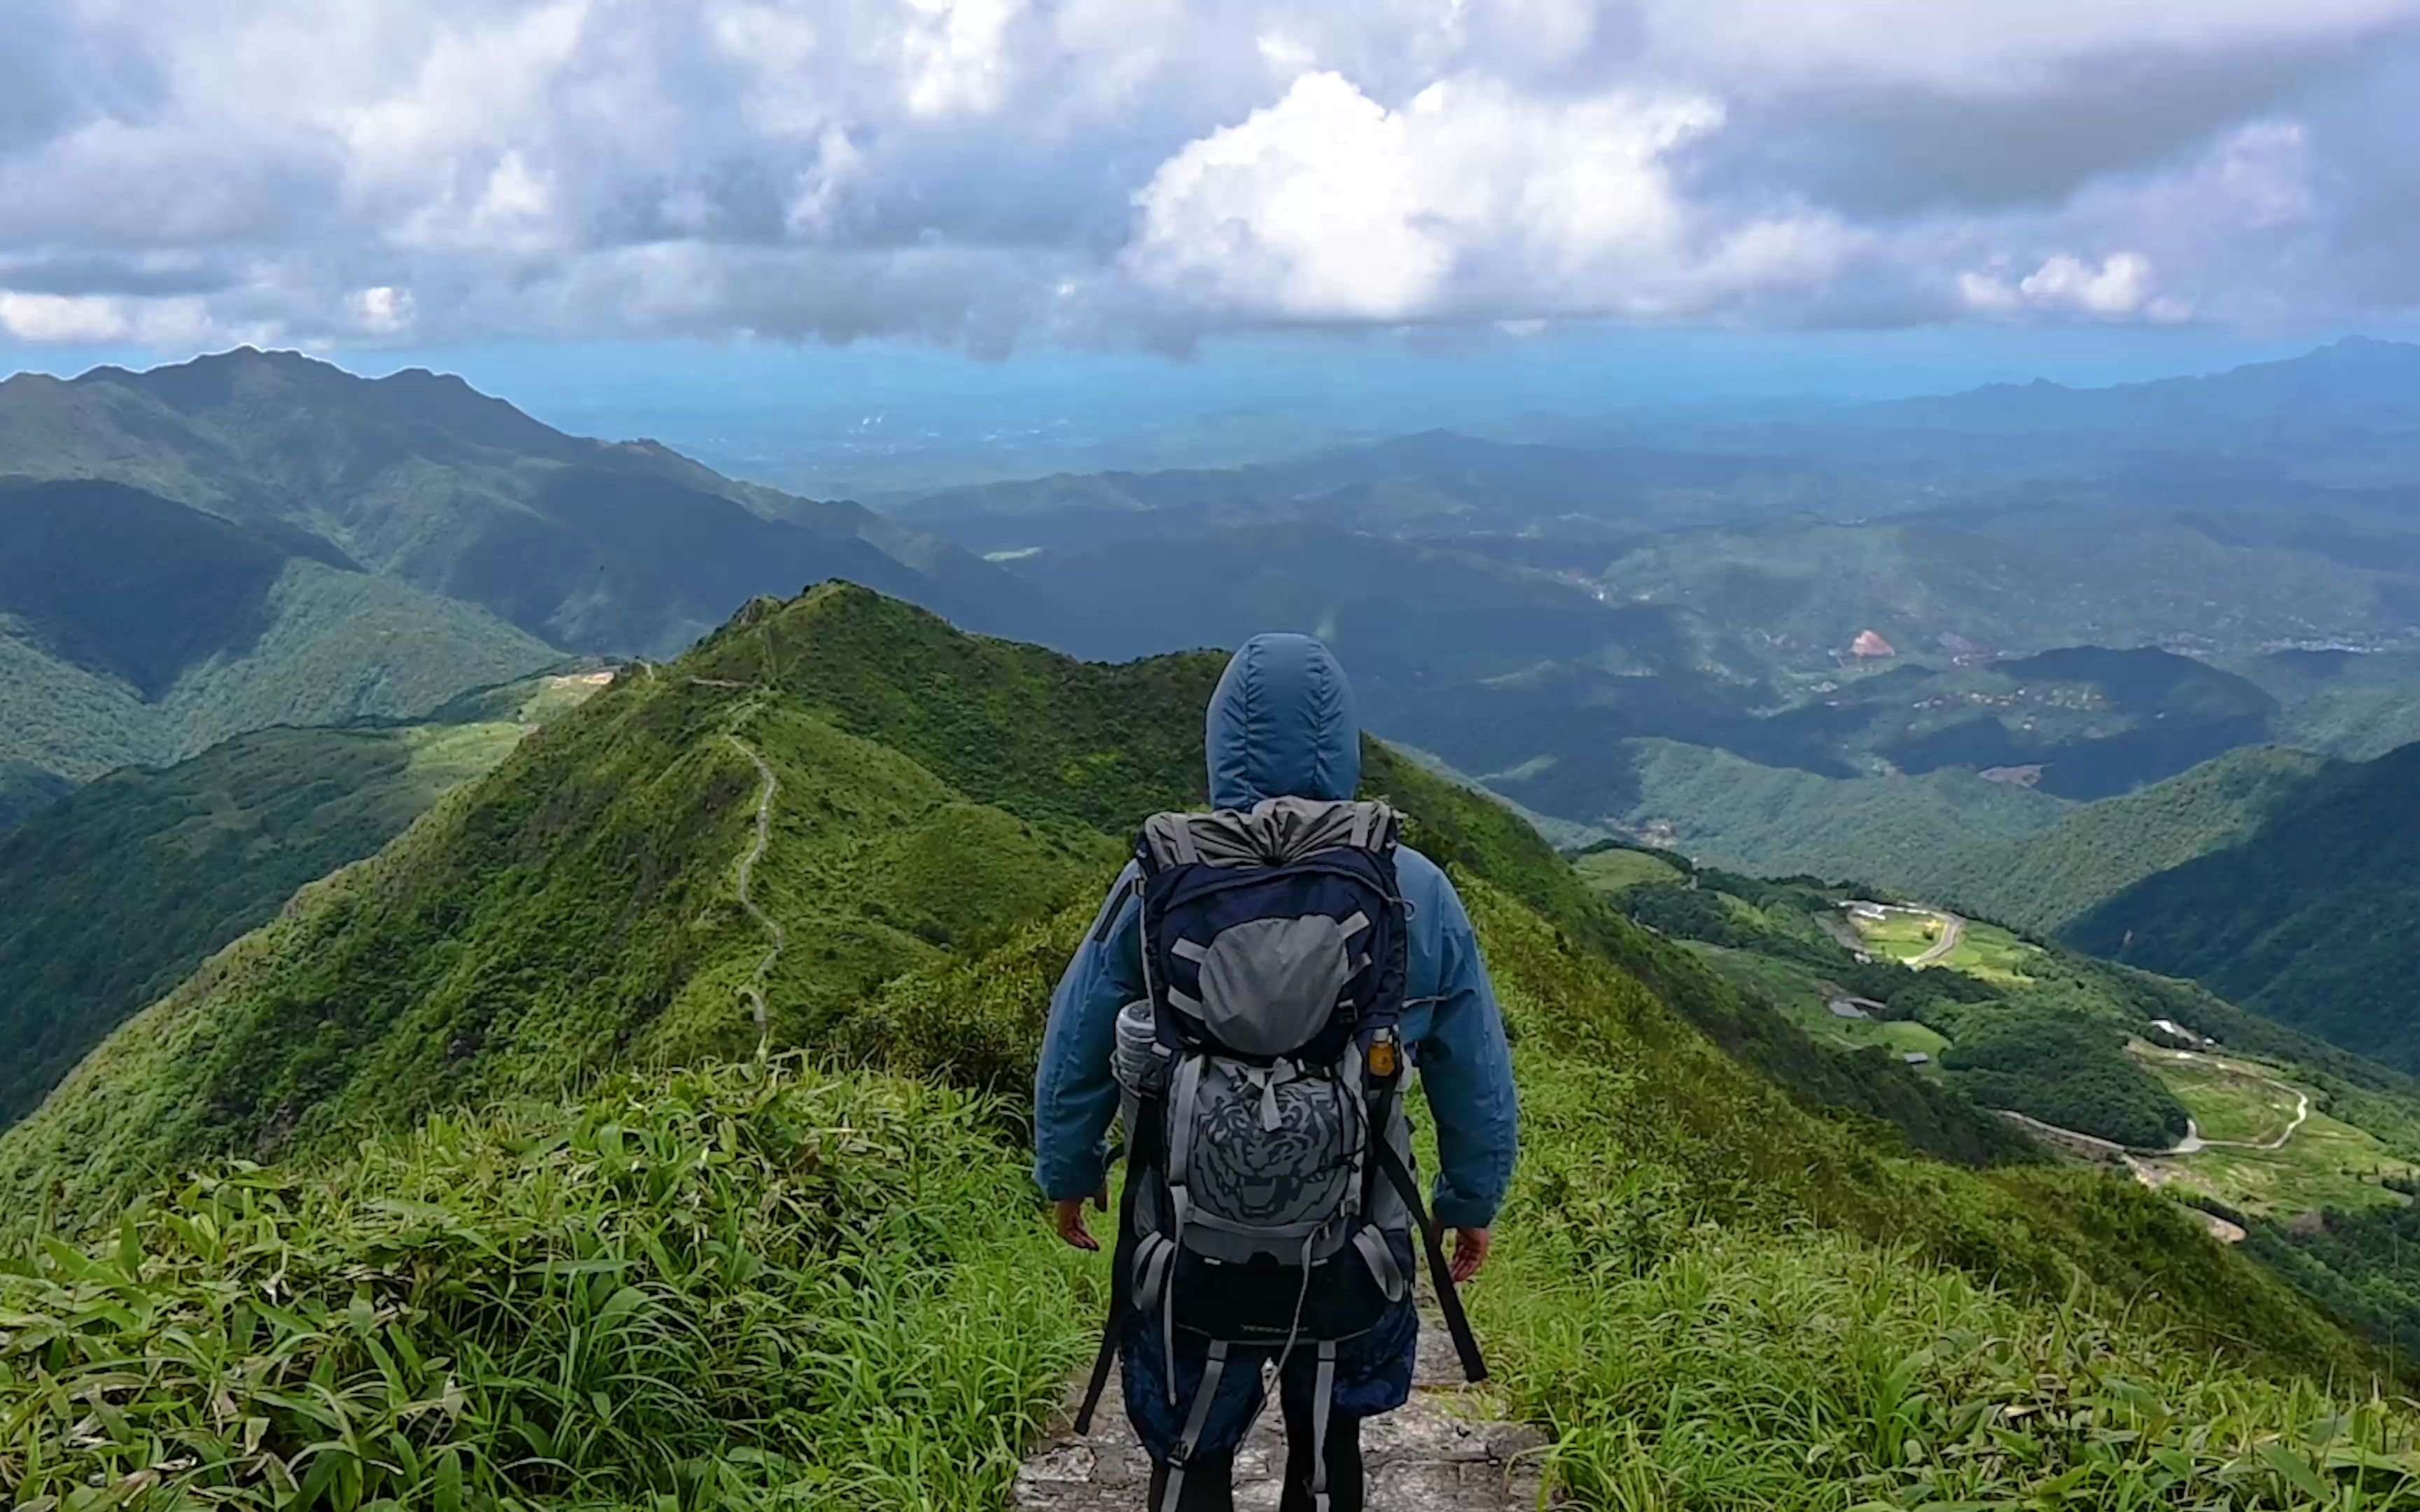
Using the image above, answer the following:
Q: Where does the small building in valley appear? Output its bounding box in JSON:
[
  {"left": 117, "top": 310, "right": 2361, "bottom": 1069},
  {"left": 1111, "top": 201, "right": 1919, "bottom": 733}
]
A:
[{"left": 2147, "top": 1017, "right": 2216, "bottom": 1051}]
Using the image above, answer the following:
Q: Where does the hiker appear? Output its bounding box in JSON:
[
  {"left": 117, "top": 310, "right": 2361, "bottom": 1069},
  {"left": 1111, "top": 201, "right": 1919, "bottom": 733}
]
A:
[{"left": 1034, "top": 633, "right": 1519, "bottom": 1512}]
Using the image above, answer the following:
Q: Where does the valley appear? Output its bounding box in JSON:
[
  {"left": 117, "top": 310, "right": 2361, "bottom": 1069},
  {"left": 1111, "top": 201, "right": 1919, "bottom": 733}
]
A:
[
  {"left": 4, "top": 337, "right": 2420, "bottom": 1506},
  {"left": 1, "top": 585, "right": 2412, "bottom": 1508},
  {"left": 11, "top": 0, "right": 2420, "bottom": 1494},
  {"left": 0, "top": 670, "right": 609, "bottom": 1127},
  {"left": 1591, "top": 840, "right": 2420, "bottom": 1374}
]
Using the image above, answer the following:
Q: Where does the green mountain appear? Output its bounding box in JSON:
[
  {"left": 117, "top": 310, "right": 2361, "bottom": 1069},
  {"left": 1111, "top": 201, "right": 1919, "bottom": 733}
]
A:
[
  {"left": 1584, "top": 830, "right": 2420, "bottom": 1369},
  {"left": 1904, "top": 745, "right": 2339, "bottom": 934},
  {"left": 4, "top": 584, "right": 2409, "bottom": 1510},
  {"left": 2240, "top": 648, "right": 2420, "bottom": 760},
  {"left": 0, "top": 671, "right": 606, "bottom": 1131},
  {"left": 1598, "top": 736, "right": 2071, "bottom": 878},
  {"left": 0, "top": 476, "right": 562, "bottom": 811},
  {"left": 2065, "top": 741, "right": 2420, "bottom": 1073},
  {"left": 0, "top": 347, "right": 1079, "bottom": 659}
]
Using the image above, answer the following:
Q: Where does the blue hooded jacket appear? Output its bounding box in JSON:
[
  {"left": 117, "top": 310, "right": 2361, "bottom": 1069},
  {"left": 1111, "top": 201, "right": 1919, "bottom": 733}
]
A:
[{"left": 1032, "top": 633, "right": 1519, "bottom": 1228}]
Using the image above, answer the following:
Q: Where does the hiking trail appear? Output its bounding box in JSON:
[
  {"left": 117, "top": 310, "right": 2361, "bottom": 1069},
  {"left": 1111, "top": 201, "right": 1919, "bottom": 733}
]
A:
[
  {"left": 1015, "top": 1305, "right": 1552, "bottom": 1511},
  {"left": 722, "top": 702, "right": 781, "bottom": 1048}
]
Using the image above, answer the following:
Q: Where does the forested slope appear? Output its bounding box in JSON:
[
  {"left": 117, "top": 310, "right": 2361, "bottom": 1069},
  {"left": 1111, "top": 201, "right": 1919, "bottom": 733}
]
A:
[{"left": 0, "top": 673, "right": 603, "bottom": 1128}]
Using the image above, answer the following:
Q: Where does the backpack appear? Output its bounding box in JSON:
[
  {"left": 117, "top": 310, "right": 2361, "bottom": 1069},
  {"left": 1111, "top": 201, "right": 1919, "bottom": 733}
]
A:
[{"left": 1073, "top": 796, "right": 1486, "bottom": 1504}]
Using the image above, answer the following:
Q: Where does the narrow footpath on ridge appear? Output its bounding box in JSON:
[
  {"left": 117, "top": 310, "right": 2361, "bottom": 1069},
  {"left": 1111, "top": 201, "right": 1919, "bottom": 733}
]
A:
[
  {"left": 722, "top": 701, "right": 782, "bottom": 1049},
  {"left": 1015, "top": 1304, "right": 1552, "bottom": 1511}
]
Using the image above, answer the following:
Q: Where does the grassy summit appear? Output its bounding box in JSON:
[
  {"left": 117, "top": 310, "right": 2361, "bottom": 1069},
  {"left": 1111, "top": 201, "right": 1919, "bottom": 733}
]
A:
[{"left": 2, "top": 585, "right": 2414, "bottom": 1508}]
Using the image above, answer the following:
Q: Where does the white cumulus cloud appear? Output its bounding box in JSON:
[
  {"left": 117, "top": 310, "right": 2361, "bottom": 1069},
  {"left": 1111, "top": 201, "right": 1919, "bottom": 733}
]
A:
[
  {"left": 0, "top": 0, "right": 2412, "bottom": 350},
  {"left": 1124, "top": 71, "right": 1860, "bottom": 323},
  {"left": 1962, "top": 251, "right": 2193, "bottom": 322}
]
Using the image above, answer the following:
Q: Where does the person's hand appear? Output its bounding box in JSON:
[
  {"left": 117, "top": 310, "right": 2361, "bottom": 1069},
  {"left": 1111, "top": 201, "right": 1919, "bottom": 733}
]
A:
[
  {"left": 1449, "top": 1226, "right": 1491, "bottom": 1284},
  {"left": 1053, "top": 1188, "right": 1109, "bottom": 1251}
]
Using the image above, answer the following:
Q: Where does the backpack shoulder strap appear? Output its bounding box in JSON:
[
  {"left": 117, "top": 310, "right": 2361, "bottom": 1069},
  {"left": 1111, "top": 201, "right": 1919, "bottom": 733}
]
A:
[
  {"left": 1367, "top": 1082, "right": 1489, "bottom": 1385},
  {"left": 1073, "top": 1093, "right": 1166, "bottom": 1434}
]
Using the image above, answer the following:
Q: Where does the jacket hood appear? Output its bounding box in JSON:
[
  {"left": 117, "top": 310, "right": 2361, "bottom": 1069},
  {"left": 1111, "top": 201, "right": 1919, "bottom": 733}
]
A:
[{"left": 1205, "top": 634, "right": 1361, "bottom": 809}]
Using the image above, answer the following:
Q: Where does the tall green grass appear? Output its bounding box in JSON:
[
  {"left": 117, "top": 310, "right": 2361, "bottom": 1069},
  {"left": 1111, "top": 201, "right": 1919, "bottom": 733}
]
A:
[
  {"left": 1485, "top": 1226, "right": 2420, "bottom": 1510},
  {"left": 0, "top": 1057, "right": 1092, "bottom": 1511}
]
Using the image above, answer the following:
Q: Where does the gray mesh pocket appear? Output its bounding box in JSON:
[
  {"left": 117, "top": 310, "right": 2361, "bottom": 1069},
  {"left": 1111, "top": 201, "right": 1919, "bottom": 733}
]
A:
[{"left": 1178, "top": 1058, "right": 1359, "bottom": 1240}]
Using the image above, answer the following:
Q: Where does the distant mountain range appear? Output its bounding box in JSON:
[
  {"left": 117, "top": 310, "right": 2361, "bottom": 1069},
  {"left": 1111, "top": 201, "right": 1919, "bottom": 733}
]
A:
[
  {"left": 0, "top": 473, "right": 562, "bottom": 807},
  {"left": 0, "top": 346, "right": 1077, "bottom": 660},
  {"left": 8, "top": 337, "right": 2419, "bottom": 877},
  {"left": 856, "top": 337, "right": 2420, "bottom": 869},
  {"left": 0, "top": 348, "right": 1108, "bottom": 823},
  {"left": 1863, "top": 335, "right": 2420, "bottom": 437}
]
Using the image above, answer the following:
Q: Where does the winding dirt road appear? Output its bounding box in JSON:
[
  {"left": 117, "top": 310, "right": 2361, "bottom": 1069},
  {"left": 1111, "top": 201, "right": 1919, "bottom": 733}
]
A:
[
  {"left": 1907, "top": 909, "right": 1964, "bottom": 967},
  {"left": 1994, "top": 1053, "right": 2311, "bottom": 1158}
]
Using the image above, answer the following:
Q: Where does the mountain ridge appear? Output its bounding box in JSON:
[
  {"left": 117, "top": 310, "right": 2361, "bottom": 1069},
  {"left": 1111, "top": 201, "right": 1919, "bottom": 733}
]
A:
[
  {"left": 1, "top": 346, "right": 1085, "bottom": 659},
  {"left": 0, "top": 475, "right": 564, "bottom": 807},
  {"left": 1, "top": 582, "right": 2402, "bottom": 1510}
]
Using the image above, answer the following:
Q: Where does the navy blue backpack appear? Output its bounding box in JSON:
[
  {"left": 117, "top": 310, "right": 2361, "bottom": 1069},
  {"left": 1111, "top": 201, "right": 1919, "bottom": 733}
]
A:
[{"left": 1074, "top": 797, "right": 1485, "bottom": 1507}]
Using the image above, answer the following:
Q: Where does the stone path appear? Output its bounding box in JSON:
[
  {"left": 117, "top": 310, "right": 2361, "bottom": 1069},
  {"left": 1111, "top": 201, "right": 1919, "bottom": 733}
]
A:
[{"left": 1014, "top": 1309, "right": 1551, "bottom": 1511}]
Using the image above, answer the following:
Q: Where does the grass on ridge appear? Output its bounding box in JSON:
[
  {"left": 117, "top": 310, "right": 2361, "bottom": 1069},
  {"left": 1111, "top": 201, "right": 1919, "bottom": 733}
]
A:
[{"left": 0, "top": 1057, "right": 1094, "bottom": 1511}]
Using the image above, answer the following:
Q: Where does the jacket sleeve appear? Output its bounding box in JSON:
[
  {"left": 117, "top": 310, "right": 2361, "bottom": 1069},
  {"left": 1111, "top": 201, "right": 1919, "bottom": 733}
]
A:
[
  {"left": 1415, "top": 878, "right": 1520, "bottom": 1229},
  {"left": 1033, "top": 865, "right": 1145, "bottom": 1202}
]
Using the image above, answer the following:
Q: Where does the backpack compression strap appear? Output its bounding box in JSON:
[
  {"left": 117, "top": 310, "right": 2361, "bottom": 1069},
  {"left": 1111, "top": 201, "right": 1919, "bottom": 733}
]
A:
[{"left": 1367, "top": 1082, "right": 1489, "bottom": 1384}]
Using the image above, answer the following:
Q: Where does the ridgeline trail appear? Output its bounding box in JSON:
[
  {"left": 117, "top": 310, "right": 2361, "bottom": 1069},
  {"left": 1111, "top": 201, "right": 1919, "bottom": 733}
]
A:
[
  {"left": 1015, "top": 1306, "right": 1551, "bottom": 1511},
  {"left": 722, "top": 701, "right": 781, "bottom": 1049}
]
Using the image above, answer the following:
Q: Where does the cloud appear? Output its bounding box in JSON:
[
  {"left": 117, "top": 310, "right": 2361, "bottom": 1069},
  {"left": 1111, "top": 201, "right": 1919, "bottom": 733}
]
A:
[
  {"left": 1124, "top": 71, "right": 1754, "bottom": 322},
  {"left": 0, "top": 291, "right": 230, "bottom": 346},
  {"left": 0, "top": 0, "right": 2413, "bottom": 351},
  {"left": 1961, "top": 252, "right": 2192, "bottom": 321}
]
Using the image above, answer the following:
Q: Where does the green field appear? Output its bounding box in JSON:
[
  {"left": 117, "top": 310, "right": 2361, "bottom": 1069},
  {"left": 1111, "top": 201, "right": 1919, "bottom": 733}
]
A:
[
  {"left": 1849, "top": 907, "right": 2042, "bottom": 984},
  {"left": 2138, "top": 1045, "right": 2305, "bottom": 1144},
  {"left": 2120, "top": 1043, "right": 2420, "bottom": 1216},
  {"left": 2148, "top": 1107, "right": 2416, "bottom": 1217},
  {"left": 1847, "top": 906, "right": 1949, "bottom": 960},
  {"left": 1687, "top": 941, "right": 1950, "bottom": 1059},
  {"left": 1936, "top": 921, "right": 2043, "bottom": 983},
  {"left": 1572, "top": 844, "right": 1685, "bottom": 892}
]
